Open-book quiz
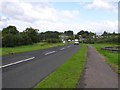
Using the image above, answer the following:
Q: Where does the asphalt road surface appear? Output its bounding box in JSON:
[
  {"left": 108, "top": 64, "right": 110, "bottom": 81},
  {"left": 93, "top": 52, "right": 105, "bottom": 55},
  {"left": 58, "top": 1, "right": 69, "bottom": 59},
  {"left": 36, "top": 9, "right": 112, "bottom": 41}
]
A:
[
  {"left": 2, "top": 44, "right": 80, "bottom": 88},
  {"left": 77, "top": 45, "right": 118, "bottom": 88}
]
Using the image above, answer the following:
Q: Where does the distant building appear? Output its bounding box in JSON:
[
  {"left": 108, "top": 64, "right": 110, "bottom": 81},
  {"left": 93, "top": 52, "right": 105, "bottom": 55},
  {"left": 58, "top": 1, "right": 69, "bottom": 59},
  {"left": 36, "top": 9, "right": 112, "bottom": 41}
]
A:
[
  {"left": 79, "top": 35, "right": 87, "bottom": 41},
  {"left": 59, "top": 34, "right": 68, "bottom": 42}
]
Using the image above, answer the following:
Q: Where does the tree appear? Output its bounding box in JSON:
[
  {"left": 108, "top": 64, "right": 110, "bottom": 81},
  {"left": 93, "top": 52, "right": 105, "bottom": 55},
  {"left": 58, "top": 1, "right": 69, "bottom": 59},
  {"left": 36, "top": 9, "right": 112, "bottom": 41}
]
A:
[
  {"left": 20, "top": 33, "right": 33, "bottom": 45},
  {"left": 77, "top": 30, "right": 95, "bottom": 43},
  {"left": 77, "top": 30, "right": 89, "bottom": 38},
  {"left": 75, "top": 35, "right": 79, "bottom": 39},
  {"left": 102, "top": 31, "right": 108, "bottom": 38},
  {"left": 40, "top": 31, "right": 60, "bottom": 41},
  {"left": 2, "top": 25, "right": 19, "bottom": 36},
  {"left": 77, "top": 30, "right": 84, "bottom": 35},
  {"left": 64, "top": 30, "right": 73, "bottom": 36},
  {"left": 2, "top": 26, "right": 20, "bottom": 47},
  {"left": 2, "top": 34, "right": 16, "bottom": 47},
  {"left": 67, "top": 36, "right": 74, "bottom": 40},
  {"left": 24, "top": 27, "right": 39, "bottom": 43}
]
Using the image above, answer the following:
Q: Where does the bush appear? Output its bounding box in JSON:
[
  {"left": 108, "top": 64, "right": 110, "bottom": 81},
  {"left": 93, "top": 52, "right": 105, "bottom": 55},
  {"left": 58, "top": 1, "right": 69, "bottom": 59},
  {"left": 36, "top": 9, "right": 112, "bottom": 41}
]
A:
[
  {"left": 2, "top": 34, "right": 33, "bottom": 47},
  {"left": 20, "top": 34, "right": 33, "bottom": 45},
  {"left": 2, "top": 34, "right": 16, "bottom": 47},
  {"left": 46, "top": 38, "right": 61, "bottom": 43},
  {"left": 96, "top": 37, "right": 119, "bottom": 44},
  {"left": 2, "top": 26, "right": 39, "bottom": 47}
]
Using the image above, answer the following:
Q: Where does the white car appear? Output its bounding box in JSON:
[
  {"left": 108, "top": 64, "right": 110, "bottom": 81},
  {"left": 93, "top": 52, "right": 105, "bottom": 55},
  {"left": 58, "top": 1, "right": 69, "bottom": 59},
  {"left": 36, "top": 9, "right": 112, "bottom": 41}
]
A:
[
  {"left": 68, "top": 39, "right": 71, "bottom": 42},
  {"left": 74, "top": 39, "right": 79, "bottom": 45},
  {"left": 63, "top": 41, "right": 66, "bottom": 43}
]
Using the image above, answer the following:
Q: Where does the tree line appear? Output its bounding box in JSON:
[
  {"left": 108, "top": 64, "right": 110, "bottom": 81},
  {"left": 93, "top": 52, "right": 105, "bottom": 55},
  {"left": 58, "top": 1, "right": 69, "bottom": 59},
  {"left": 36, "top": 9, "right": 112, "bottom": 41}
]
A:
[
  {"left": 2, "top": 26, "right": 63, "bottom": 47},
  {"left": 1, "top": 25, "right": 75, "bottom": 47},
  {"left": 95, "top": 31, "right": 120, "bottom": 44},
  {"left": 76, "top": 30, "right": 119, "bottom": 44},
  {"left": 76, "top": 30, "right": 95, "bottom": 43},
  {"left": 1, "top": 25, "right": 119, "bottom": 47}
]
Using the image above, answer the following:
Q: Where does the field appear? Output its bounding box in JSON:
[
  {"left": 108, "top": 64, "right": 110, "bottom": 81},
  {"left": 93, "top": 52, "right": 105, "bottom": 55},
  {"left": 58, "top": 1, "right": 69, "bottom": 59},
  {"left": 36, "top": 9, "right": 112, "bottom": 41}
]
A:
[
  {"left": 91, "top": 44, "right": 119, "bottom": 74},
  {"left": 1, "top": 42, "right": 64, "bottom": 56},
  {"left": 34, "top": 44, "right": 87, "bottom": 88}
]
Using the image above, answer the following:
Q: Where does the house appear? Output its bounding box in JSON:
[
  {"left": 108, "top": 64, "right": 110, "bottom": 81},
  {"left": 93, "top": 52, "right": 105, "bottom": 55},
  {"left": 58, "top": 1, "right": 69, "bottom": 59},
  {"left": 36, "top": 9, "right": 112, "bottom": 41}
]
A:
[{"left": 59, "top": 34, "right": 68, "bottom": 42}]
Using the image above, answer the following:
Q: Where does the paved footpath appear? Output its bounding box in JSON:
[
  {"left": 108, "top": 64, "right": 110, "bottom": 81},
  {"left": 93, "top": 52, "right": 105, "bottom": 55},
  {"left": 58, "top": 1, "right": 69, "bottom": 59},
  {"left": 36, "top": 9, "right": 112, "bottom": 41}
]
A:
[{"left": 77, "top": 45, "right": 118, "bottom": 88}]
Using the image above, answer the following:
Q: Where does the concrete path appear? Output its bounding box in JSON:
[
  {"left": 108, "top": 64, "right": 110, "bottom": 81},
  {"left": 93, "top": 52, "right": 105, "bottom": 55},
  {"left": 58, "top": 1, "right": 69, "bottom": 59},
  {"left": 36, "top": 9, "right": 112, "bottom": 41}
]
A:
[{"left": 77, "top": 45, "right": 118, "bottom": 88}]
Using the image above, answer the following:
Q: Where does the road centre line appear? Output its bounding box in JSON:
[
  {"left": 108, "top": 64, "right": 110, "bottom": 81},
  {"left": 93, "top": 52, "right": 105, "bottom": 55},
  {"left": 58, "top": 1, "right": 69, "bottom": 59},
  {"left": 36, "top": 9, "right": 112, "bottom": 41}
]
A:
[
  {"left": 0, "top": 57, "right": 35, "bottom": 69},
  {"left": 1, "top": 45, "right": 72, "bottom": 69},
  {"left": 60, "top": 48, "right": 65, "bottom": 50},
  {"left": 45, "top": 51, "right": 56, "bottom": 55},
  {"left": 67, "top": 46, "right": 70, "bottom": 48}
]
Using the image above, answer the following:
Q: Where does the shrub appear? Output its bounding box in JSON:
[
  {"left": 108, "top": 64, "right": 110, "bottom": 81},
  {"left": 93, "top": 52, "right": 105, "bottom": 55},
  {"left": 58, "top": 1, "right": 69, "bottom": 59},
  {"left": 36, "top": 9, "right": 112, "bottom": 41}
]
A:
[
  {"left": 2, "top": 34, "right": 16, "bottom": 47},
  {"left": 46, "top": 38, "right": 61, "bottom": 43}
]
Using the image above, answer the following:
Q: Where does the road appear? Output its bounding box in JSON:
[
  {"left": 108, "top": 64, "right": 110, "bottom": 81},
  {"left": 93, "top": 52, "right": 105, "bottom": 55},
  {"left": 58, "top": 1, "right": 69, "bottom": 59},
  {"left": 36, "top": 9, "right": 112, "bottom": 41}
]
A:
[
  {"left": 2, "top": 44, "right": 80, "bottom": 88},
  {"left": 77, "top": 45, "right": 118, "bottom": 88}
]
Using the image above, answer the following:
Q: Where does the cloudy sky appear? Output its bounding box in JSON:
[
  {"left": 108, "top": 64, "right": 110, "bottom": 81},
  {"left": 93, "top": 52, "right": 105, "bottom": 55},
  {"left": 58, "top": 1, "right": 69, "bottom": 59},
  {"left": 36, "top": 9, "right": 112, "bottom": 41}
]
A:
[{"left": 0, "top": 0, "right": 119, "bottom": 34}]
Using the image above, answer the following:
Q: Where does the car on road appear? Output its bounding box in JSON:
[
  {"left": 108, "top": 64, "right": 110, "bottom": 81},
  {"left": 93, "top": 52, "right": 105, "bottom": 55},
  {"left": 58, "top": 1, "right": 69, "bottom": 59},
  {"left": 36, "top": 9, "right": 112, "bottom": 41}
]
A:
[
  {"left": 74, "top": 39, "right": 79, "bottom": 45},
  {"left": 68, "top": 39, "right": 71, "bottom": 42}
]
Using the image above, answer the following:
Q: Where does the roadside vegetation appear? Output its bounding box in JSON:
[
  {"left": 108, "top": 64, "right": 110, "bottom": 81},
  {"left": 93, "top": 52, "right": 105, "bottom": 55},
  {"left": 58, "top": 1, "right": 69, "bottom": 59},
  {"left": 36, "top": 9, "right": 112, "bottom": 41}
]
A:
[
  {"left": 34, "top": 44, "right": 87, "bottom": 88},
  {"left": 95, "top": 31, "right": 119, "bottom": 44},
  {"left": 76, "top": 31, "right": 119, "bottom": 44},
  {"left": 1, "top": 42, "right": 64, "bottom": 56},
  {"left": 2, "top": 26, "right": 62, "bottom": 47},
  {"left": 91, "top": 44, "right": 119, "bottom": 74}
]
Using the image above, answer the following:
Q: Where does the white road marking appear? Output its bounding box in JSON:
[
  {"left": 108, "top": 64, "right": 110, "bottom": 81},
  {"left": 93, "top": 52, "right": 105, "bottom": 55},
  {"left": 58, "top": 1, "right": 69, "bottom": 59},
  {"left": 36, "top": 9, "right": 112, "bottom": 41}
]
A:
[
  {"left": 60, "top": 48, "right": 65, "bottom": 50},
  {"left": 67, "top": 46, "right": 70, "bottom": 48},
  {"left": 45, "top": 51, "right": 56, "bottom": 55},
  {"left": 0, "top": 57, "right": 35, "bottom": 69}
]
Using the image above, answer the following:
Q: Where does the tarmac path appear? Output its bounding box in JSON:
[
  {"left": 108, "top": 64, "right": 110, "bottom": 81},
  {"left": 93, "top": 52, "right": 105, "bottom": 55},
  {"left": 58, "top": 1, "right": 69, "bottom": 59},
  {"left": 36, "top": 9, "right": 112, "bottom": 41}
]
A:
[{"left": 77, "top": 45, "right": 118, "bottom": 88}]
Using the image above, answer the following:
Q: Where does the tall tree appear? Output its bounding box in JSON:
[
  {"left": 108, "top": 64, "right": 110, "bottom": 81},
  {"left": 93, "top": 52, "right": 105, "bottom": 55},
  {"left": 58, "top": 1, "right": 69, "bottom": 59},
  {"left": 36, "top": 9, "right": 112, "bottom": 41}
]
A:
[
  {"left": 102, "top": 31, "right": 108, "bottom": 38},
  {"left": 2, "top": 25, "right": 19, "bottom": 36},
  {"left": 77, "top": 30, "right": 84, "bottom": 35},
  {"left": 24, "top": 27, "right": 39, "bottom": 43},
  {"left": 64, "top": 30, "right": 73, "bottom": 36}
]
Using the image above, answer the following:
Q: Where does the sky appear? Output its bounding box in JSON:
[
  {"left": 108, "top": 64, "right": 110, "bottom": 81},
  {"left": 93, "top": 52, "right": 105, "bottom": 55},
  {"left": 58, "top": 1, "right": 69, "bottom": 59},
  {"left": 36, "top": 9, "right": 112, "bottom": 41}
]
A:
[{"left": 0, "top": 0, "right": 119, "bottom": 34}]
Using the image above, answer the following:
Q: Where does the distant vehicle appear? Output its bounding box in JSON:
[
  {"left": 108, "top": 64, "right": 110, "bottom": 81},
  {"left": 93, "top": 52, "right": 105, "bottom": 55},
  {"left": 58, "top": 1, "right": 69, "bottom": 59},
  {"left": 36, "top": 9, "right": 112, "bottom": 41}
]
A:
[
  {"left": 63, "top": 41, "right": 66, "bottom": 43},
  {"left": 68, "top": 39, "right": 71, "bottom": 42},
  {"left": 74, "top": 39, "right": 79, "bottom": 45}
]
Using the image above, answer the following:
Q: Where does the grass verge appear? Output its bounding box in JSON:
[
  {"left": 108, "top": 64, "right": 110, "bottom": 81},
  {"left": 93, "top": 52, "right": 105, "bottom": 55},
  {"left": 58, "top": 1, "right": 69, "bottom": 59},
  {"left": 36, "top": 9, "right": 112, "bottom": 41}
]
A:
[
  {"left": 1, "top": 42, "right": 64, "bottom": 56},
  {"left": 34, "top": 44, "right": 87, "bottom": 88},
  {"left": 91, "top": 44, "right": 119, "bottom": 74}
]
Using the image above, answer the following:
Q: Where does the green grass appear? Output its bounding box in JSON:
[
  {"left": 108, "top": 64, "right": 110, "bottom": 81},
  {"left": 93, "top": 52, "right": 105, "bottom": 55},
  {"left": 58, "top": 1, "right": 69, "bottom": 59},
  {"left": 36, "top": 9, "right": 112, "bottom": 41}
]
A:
[
  {"left": 91, "top": 43, "right": 119, "bottom": 74},
  {"left": 34, "top": 44, "right": 87, "bottom": 88},
  {"left": 1, "top": 42, "right": 65, "bottom": 56}
]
